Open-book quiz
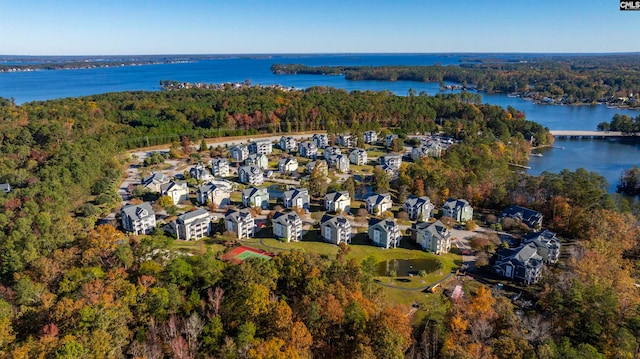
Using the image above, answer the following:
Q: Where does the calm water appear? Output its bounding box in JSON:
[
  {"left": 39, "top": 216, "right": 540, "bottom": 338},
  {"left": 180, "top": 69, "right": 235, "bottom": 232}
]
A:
[{"left": 0, "top": 54, "right": 638, "bottom": 191}]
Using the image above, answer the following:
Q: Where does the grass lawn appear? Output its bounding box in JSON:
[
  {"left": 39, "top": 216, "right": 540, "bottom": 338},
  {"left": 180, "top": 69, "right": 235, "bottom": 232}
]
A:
[{"left": 170, "top": 239, "right": 226, "bottom": 254}]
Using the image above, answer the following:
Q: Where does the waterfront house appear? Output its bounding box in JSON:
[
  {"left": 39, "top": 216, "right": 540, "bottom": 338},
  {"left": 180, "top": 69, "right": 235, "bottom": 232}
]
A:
[
  {"left": 325, "top": 190, "right": 351, "bottom": 213},
  {"left": 522, "top": 230, "right": 561, "bottom": 264},
  {"left": 306, "top": 160, "right": 328, "bottom": 176},
  {"left": 349, "top": 148, "right": 368, "bottom": 165},
  {"left": 298, "top": 141, "right": 318, "bottom": 159},
  {"left": 337, "top": 134, "right": 355, "bottom": 148},
  {"left": 324, "top": 146, "right": 341, "bottom": 161},
  {"left": 249, "top": 139, "right": 273, "bottom": 155},
  {"left": 363, "top": 130, "right": 378, "bottom": 144},
  {"left": 242, "top": 187, "right": 269, "bottom": 209},
  {"left": 245, "top": 153, "right": 268, "bottom": 169},
  {"left": 442, "top": 198, "right": 473, "bottom": 223},
  {"left": 141, "top": 172, "right": 170, "bottom": 192},
  {"left": 412, "top": 220, "right": 451, "bottom": 254},
  {"left": 229, "top": 145, "right": 249, "bottom": 162},
  {"left": 494, "top": 243, "right": 544, "bottom": 285},
  {"left": 385, "top": 134, "right": 398, "bottom": 148},
  {"left": 328, "top": 154, "right": 350, "bottom": 172},
  {"left": 196, "top": 182, "right": 231, "bottom": 207},
  {"left": 368, "top": 218, "right": 402, "bottom": 249},
  {"left": 224, "top": 208, "right": 255, "bottom": 239},
  {"left": 366, "top": 193, "right": 393, "bottom": 215},
  {"left": 403, "top": 195, "right": 434, "bottom": 221},
  {"left": 320, "top": 214, "right": 352, "bottom": 245},
  {"left": 278, "top": 157, "right": 299, "bottom": 174},
  {"left": 238, "top": 165, "right": 264, "bottom": 186},
  {"left": 500, "top": 205, "right": 543, "bottom": 231},
  {"left": 279, "top": 136, "right": 297, "bottom": 152},
  {"left": 121, "top": 202, "right": 156, "bottom": 235},
  {"left": 211, "top": 158, "right": 230, "bottom": 177},
  {"left": 312, "top": 133, "right": 328, "bottom": 148},
  {"left": 379, "top": 154, "right": 402, "bottom": 169},
  {"left": 189, "top": 163, "right": 213, "bottom": 182},
  {"left": 272, "top": 211, "right": 303, "bottom": 242},
  {"left": 159, "top": 181, "right": 189, "bottom": 205},
  {"left": 282, "top": 188, "right": 310, "bottom": 211},
  {"left": 173, "top": 208, "right": 210, "bottom": 240}
]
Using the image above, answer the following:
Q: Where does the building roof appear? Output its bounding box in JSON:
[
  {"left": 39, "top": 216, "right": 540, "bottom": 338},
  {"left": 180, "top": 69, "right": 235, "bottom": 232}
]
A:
[
  {"left": 500, "top": 205, "right": 543, "bottom": 228},
  {"left": 443, "top": 198, "right": 470, "bottom": 210},
  {"left": 177, "top": 208, "right": 210, "bottom": 224},
  {"left": 272, "top": 211, "right": 301, "bottom": 226},
  {"left": 160, "top": 180, "right": 187, "bottom": 193},
  {"left": 242, "top": 186, "right": 268, "bottom": 199},
  {"left": 496, "top": 243, "right": 544, "bottom": 269},
  {"left": 283, "top": 188, "right": 309, "bottom": 201},
  {"left": 320, "top": 214, "right": 350, "bottom": 228},
  {"left": 142, "top": 172, "right": 168, "bottom": 185},
  {"left": 279, "top": 157, "right": 298, "bottom": 166},
  {"left": 404, "top": 195, "right": 432, "bottom": 208},
  {"left": 122, "top": 202, "right": 155, "bottom": 220},
  {"left": 366, "top": 193, "right": 392, "bottom": 205},
  {"left": 368, "top": 217, "right": 399, "bottom": 231},
  {"left": 225, "top": 208, "right": 254, "bottom": 222},
  {"left": 239, "top": 165, "right": 262, "bottom": 175},
  {"left": 325, "top": 190, "right": 350, "bottom": 202},
  {"left": 212, "top": 157, "right": 229, "bottom": 165},
  {"left": 424, "top": 220, "right": 451, "bottom": 241}
]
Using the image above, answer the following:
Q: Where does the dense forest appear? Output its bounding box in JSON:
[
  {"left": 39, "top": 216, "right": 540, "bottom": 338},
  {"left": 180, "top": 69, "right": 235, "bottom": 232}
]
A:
[
  {"left": 596, "top": 113, "right": 640, "bottom": 133},
  {"left": 0, "top": 86, "right": 638, "bottom": 358},
  {"left": 271, "top": 54, "right": 640, "bottom": 107}
]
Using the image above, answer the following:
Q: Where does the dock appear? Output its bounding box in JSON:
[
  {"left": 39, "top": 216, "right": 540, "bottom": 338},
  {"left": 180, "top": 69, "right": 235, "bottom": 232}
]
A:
[{"left": 508, "top": 163, "right": 531, "bottom": 169}]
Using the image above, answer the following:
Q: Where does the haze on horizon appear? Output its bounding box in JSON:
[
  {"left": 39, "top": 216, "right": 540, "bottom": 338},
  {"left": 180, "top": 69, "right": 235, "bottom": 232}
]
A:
[{"left": 1, "top": 0, "right": 638, "bottom": 56}]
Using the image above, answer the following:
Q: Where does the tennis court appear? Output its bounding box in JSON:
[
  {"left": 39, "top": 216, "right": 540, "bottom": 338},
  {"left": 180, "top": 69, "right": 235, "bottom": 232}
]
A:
[{"left": 222, "top": 245, "right": 274, "bottom": 264}]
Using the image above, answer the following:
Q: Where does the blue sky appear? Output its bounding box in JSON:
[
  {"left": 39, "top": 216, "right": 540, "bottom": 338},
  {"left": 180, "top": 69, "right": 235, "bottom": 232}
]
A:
[{"left": 1, "top": 0, "right": 638, "bottom": 55}]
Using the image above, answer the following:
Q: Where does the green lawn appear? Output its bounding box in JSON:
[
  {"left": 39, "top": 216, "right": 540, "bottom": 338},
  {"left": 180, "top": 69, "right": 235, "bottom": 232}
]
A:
[{"left": 170, "top": 239, "right": 226, "bottom": 254}]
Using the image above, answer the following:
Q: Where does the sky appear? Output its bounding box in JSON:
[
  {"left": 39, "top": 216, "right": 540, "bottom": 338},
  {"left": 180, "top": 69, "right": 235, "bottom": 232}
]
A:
[{"left": 1, "top": 0, "right": 639, "bottom": 55}]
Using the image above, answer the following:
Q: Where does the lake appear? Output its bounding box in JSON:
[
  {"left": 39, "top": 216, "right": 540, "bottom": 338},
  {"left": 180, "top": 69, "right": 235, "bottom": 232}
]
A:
[{"left": 1, "top": 54, "right": 638, "bottom": 191}]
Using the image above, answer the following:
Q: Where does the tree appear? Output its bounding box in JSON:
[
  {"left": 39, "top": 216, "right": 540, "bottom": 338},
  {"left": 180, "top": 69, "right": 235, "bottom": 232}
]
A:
[
  {"left": 157, "top": 195, "right": 174, "bottom": 208},
  {"left": 344, "top": 177, "right": 356, "bottom": 199},
  {"left": 373, "top": 167, "right": 390, "bottom": 194},
  {"left": 200, "top": 138, "right": 208, "bottom": 152},
  {"left": 308, "top": 162, "right": 328, "bottom": 197}
]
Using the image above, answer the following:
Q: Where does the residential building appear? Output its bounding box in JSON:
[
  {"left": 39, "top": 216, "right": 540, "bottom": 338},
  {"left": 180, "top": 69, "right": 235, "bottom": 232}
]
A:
[
  {"left": 249, "top": 139, "right": 273, "bottom": 155},
  {"left": 366, "top": 193, "right": 393, "bottom": 215},
  {"left": 245, "top": 153, "right": 268, "bottom": 169},
  {"left": 189, "top": 163, "right": 213, "bottom": 182},
  {"left": 211, "top": 158, "right": 230, "bottom": 177},
  {"left": 272, "top": 211, "right": 303, "bottom": 242},
  {"left": 283, "top": 188, "right": 310, "bottom": 211},
  {"left": 337, "top": 134, "right": 355, "bottom": 148},
  {"left": 0, "top": 183, "right": 11, "bottom": 193},
  {"left": 363, "top": 130, "right": 378, "bottom": 144},
  {"left": 242, "top": 187, "right": 269, "bottom": 209},
  {"left": 121, "top": 202, "right": 156, "bottom": 235},
  {"left": 499, "top": 205, "right": 544, "bottom": 231},
  {"left": 238, "top": 165, "right": 264, "bottom": 186},
  {"left": 522, "top": 230, "right": 561, "bottom": 264},
  {"left": 368, "top": 218, "right": 402, "bottom": 249},
  {"left": 403, "top": 196, "right": 434, "bottom": 221},
  {"left": 278, "top": 157, "right": 298, "bottom": 174},
  {"left": 494, "top": 243, "right": 544, "bottom": 285},
  {"left": 349, "top": 148, "right": 368, "bottom": 165},
  {"left": 196, "top": 182, "right": 231, "bottom": 207},
  {"left": 324, "top": 146, "right": 341, "bottom": 161},
  {"left": 279, "top": 136, "right": 297, "bottom": 152},
  {"left": 160, "top": 181, "right": 189, "bottom": 205},
  {"left": 442, "top": 198, "right": 473, "bottom": 222},
  {"left": 379, "top": 154, "right": 402, "bottom": 169},
  {"left": 141, "top": 172, "right": 170, "bottom": 192},
  {"left": 380, "top": 164, "right": 399, "bottom": 181},
  {"left": 412, "top": 220, "right": 451, "bottom": 254},
  {"left": 312, "top": 134, "right": 328, "bottom": 148},
  {"left": 328, "top": 154, "right": 350, "bottom": 172},
  {"left": 320, "top": 214, "right": 352, "bottom": 245},
  {"left": 325, "top": 190, "right": 351, "bottom": 213},
  {"left": 229, "top": 145, "right": 249, "bottom": 162},
  {"left": 224, "top": 208, "right": 255, "bottom": 239},
  {"left": 385, "top": 134, "right": 398, "bottom": 148},
  {"left": 174, "top": 208, "right": 210, "bottom": 240},
  {"left": 298, "top": 141, "right": 318, "bottom": 159},
  {"left": 306, "top": 160, "right": 328, "bottom": 176},
  {"left": 411, "top": 143, "right": 443, "bottom": 161}
]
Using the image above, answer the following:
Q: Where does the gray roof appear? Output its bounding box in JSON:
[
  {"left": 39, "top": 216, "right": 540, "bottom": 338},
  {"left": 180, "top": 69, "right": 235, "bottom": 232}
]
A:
[
  {"left": 225, "top": 208, "right": 253, "bottom": 222},
  {"left": 368, "top": 217, "right": 399, "bottom": 231},
  {"left": 239, "top": 165, "right": 262, "bottom": 175},
  {"left": 279, "top": 157, "right": 297, "bottom": 166},
  {"left": 160, "top": 180, "right": 186, "bottom": 193},
  {"left": 366, "top": 193, "right": 391, "bottom": 205},
  {"left": 142, "top": 172, "right": 168, "bottom": 184},
  {"left": 0, "top": 183, "right": 10, "bottom": 192},
  {"left": 122, "top": 202, "right": 155, "bottom": 220},
  {"left": 242, "top": 187, "right": 268, "bottom": 199},
  {"left": 283, "top": 188, "right": 308, "bottom": 201},
  {"left": 500, "top": 205, "right": 543, "bottom": 228},
  {"left": 443, "top": 198, "right": 470, "bottom": 210},
  {"left": 321, "top": 214, "right": 350, "bottom": 228},
  {"left": 272, "top": 211, "right": 301, "bottom": 226},
  {"left": 497, "top": 243, "right": 544, "bottom": 269},
  {"left": 177, "top": 208, "right": 210, "bottom": 224},
  {"left": 404, "top": 195, "right": 432, "bottom": 208},
  {"left": 325, "top": 190, "right": 350, "bottom": 202},
  {"left": 424, "top": 220, "right": 450, "bottom": 240},
  {"left": 212, "top": 157, "right": 229, "bottom": 164}
]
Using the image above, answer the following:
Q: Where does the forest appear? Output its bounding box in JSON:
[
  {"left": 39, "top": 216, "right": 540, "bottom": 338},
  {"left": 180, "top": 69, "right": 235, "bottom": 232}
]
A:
[
  {"left": 0, "top": 86, "right": 638, "bottom": 358},
  {"left": 271, "top": 54, "right": 640, "bottom": 107}
]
